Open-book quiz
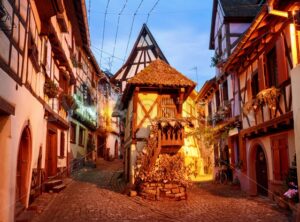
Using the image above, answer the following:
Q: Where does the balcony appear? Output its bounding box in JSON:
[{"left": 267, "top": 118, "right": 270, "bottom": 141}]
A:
[
  {"left": 160, "top": 127, "right": 184, "bottom": 147},
  {"left": 155, "top": 117, "right": 193, "bottom": 154}
]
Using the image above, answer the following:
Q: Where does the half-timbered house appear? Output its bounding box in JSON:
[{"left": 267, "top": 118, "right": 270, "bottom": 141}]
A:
[
  {"left": 204, "top": 0, "right": 262, "bottom": 184},
  {"left": 112, "top": 24, "right": 168, "bottom": 92},
  {"left": 208, "top": 0, "right": 300, "bottom": 197},
  {"left": 0, "top": 0, "right": 101, "bottom": 220},
  {"left": 120, "top": 59, "right": 203, "bottom": 184}
]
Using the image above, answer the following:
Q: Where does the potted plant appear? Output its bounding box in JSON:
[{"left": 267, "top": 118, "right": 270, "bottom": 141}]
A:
[
  {"left": 44, "top": 78, "right": 59, "bottom": 98},
  {"left": 210, "top": 53, "right": 223, "bottom": 67},
  {"left": 60, "top": 93, "right": 78, "bottom": 112}
]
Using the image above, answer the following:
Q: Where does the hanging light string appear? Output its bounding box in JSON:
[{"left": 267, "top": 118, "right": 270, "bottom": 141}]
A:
[
  {"left": 146, "top": 0, "right": 160, "bottom": 24},
  {"left": 123, "top": 0, "right": 144, "bottom": 63},
  {"left": 110, "top": 0, "right": 128, "bottom": 71},
  {"left": 99, "top": 0, "right": 111, "bottom": 67}
]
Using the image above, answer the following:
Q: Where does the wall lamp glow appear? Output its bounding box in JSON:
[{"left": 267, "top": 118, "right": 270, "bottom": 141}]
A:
[{"left": 268, "top": 6, "right": 289, "bottom": 18}]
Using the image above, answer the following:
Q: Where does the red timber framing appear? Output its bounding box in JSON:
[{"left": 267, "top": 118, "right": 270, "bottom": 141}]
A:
[
  {"left": 112, "top": 24, "right": 168, "bottom": 90},
  {"left": 219, "top": 2, "right": 300, "bottom": 171}
]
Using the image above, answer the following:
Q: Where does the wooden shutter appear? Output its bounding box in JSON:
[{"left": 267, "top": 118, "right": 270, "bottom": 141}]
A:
[
  {"left": 276, "top": 35, "right": 288, "bottom": 85},
  {"left": 247, "top": 79, "right": 251, "bottom": 101},
  {"left": 60, "top": 132, "right": 65, "bottom": 157},
  {"left": 272, "top": 140, "right": 281, "bottom": 180},
  {"left": 279, "top": 138, "right": 289, "bottom": 179},
  {"left": 258, "top": 58, "right": 265, "bottom": 91}
]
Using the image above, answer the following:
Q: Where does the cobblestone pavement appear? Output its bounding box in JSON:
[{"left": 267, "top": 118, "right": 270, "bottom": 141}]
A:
[{"left": 30, "top": 159, "right": 291, "bottom": 222}]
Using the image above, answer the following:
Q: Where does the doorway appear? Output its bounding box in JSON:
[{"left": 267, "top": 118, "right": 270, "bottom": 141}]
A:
[
  {"left": 255, "top": 145, "right": 268, "bottom": 196},
  {"left": 45, "top": 127, "right": 57, "bottom": 178},
  {"left": 97, "top": 136, "right": 105, "bottom": 158},
  {"left": 16, "top": 126, "right": 32, "bottom": 207}
]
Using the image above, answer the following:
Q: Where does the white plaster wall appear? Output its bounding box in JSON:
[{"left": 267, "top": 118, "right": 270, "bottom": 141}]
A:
[
  {"left": 0, "top": 71, "right": 46, "bottom": 221},
  {"left": 106, "top": 133, "right": 120, "bottom": 157}
]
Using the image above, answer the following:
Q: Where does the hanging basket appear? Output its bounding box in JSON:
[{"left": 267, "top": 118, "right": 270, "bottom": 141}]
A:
[{"left": 44, "top": 79, "right": 59, "bottom": 98}]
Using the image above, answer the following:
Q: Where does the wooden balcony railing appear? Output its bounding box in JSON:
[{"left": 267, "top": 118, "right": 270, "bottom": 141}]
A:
[{"left": 160, "top": 127, "right": 184, "bottom": 147}]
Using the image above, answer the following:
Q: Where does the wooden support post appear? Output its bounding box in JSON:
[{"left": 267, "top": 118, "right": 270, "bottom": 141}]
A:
[
  {"left": 239, "top": 133, "right": 247, "bottom": 172},
  {"left": 132, "top": 87, "right": 139, "bottom": 139},
  {"left": 177, "top": 88, "right": 185, "bottom": 117}
]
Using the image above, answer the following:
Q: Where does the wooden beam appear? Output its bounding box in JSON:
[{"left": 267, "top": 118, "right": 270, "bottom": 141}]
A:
[{"left": 0, "top": 96, "right": 15, "bottom": 115}]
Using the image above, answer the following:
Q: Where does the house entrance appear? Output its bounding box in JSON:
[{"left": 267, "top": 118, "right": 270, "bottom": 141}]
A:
[
  {"left": 255, "top": 145, "right": 268, "bottom": 196},
  {"left": 16, "top": 127, "right": 32, "bottom": 207},
  {"left": 45, "top": 127, "right": 57, "bottom": 178}
]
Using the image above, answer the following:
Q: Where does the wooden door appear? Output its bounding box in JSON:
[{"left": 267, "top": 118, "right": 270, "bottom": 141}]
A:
[
  {"left": 16, "top": 127, "right": 31, "bottom": 206},
  {"left": 45, "top": 129, "right": 57, "bottom": 178},
  {"left": 97, "top": 136, "right": 105, "bottom": 158},
  {"left": 256, "top": 146, "right": 268, "bottom": 196}
]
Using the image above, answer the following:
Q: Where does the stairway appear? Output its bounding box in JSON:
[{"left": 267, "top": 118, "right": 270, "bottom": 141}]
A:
[{"left": 44, "top": 179, "right": 66, "bottom": 193}]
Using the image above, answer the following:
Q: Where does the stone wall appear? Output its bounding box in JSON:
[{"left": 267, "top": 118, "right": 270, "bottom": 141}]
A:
[{"left": 138, "top": 182, "right": 187, "bottom": 201}]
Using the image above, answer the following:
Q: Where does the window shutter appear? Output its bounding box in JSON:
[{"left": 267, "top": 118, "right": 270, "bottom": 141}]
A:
[
  {"left": 279, "top": 138, "right": 289, "bottom": 179},
  {"left": 258, "top": 58, "right": 265, "bottom": 91},
  {"left": 276, "top": 36, "right": 288, "bottom": 85},
  {"left": 272, "top": 140, "right": 281, "bottom": 180},
  {"left": 247, "top": 79, "right": 251, "bottom": 101}
]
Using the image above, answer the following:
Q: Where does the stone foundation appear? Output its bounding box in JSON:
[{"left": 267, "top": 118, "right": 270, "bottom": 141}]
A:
[{"left": 138, "top": 182, "right": 187, "bottom": 201}]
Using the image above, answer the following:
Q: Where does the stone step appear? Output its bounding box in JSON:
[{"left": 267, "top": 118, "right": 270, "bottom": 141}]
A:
[
  {"left": 52, "top": 184, "right": 66, "bottom": 193},
  {"left": 44, "top": 179, "right": 63, "bottom": 192}
]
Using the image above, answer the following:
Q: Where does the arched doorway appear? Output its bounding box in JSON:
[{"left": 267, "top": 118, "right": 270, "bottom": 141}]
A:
[
  {"left": 16, "top": 126, "right": 32, "bottom": 207},
  {"left": 114, "top": 140, "right": 118, "bottom": 159},
  {"left": 255, "top": 145, "right": 268, "bottom": 196}
]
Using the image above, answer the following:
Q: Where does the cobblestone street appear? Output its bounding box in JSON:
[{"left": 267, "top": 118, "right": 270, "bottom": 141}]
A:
[{"left": 18, "top": 159, "right": 290, "bottom": 222}]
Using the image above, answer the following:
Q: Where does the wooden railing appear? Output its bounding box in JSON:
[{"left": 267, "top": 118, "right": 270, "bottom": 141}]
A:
[{"left": 160, "top": 127, "right": 184, "bottom": 147}]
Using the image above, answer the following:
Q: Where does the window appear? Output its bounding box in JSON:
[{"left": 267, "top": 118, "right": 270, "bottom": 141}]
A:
[
  {"left": 59, "top": 72, "right": 68, "bottom": 93},
  {"left": 271, "top": 135, "right": 289, "bottom": 181},
  {"left": 60, "top": 132, "right": 65, "bottom": 157},
  {"left": 28, "top": 33, "right": 39, "bottom": 72},
  {"left": 208, "top": 101, "right": 212, "bottom": 116},
  {"left": 79, "top": 127, "right": 85, "bottom": 146},
  {"left": 70, "top": 122, "right": 76, "bottom": 143},
  {"left": 42, "top": 39, "right": 48, "bottom": 67},
  {"left": 218, "top": 33, "right": 222, "bottom": 56},
  {"left": 215, "top": 90, "right": 220, "bottom": 109},
  {"left": 251, "top": 71, "right": 259, "bottom": 98},
  {"left": 222, "top": 81, "right": 228, "bottom": 102},
  {"left": 160, "top": 95, "right": 177, "bottom": 118},
  {"left": 267, "top": 47, "right": 278, "bottom": 87}
]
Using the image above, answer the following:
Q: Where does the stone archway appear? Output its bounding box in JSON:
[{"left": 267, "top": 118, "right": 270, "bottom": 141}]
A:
[
  {"left": 249, "top": 142, "right": 268, "bottom": 196},
  {"left": 16, "top": 126, "right": 32, "bottom": 207}
]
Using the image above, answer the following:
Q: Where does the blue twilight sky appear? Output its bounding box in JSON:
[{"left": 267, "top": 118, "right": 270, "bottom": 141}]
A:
[{"left": 87, "top": 0, "right": 215, "bottom": 90}]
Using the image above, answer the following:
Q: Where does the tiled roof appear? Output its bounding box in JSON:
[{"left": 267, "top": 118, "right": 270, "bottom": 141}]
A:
[
  {"left": 220, "top": 0, "right": 262, "bottom": 17},
  {"left": 128, "top": 59, "right": 196, "bottom": 87}
]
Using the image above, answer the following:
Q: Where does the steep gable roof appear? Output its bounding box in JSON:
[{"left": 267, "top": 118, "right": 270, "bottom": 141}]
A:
[
  {"left": 112, "top": 24, "right": 168, "bottom": 90},
  {"left": 128, "top": 59, "right": 195, "bottom": 87},
  {"left": 209, "top": 0, "right": 262, "bottom": 49},
  {"left": 220, "top": 0, "right": 262, "bottom": 18},
  {"left": 121, "top": 60, "right": 196, "bottom": 108}
]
